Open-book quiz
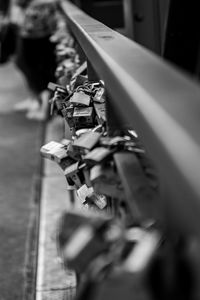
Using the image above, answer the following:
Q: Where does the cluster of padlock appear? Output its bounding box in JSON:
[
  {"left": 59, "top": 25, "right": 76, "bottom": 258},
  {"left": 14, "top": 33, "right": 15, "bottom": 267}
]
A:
[
  {"left": 57, "top": 208, "right": 194, "bottom": 300},
  {"left": 39, "top": 68, "right": 167, "bottom": 299},
  {"left": 39, "top": 27, "right": 164, "bottom": 296},
  {"left": 50, "top": 15, "right": 79, "bottom": 87},
  {"left": 48, "top": 68, "right": 106, "bottom": 128},
  {"left": 57, "top": 209, "right": 164, "bottom": 299},
  {"left": 41, "top": 72, "right": 158, "bottom": 213},
  {"left": 39, "top": 22, "right": 196, "bottom": 300}
]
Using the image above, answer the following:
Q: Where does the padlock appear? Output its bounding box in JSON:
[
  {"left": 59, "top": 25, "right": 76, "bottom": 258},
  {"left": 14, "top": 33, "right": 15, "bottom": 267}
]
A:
[
  {"left": 90, "top": 164, "right": 124, "bottom": 199},
  {"left": 48, "top": 82, "right": 68, "bottom": 115},
  {"left": 56, "top": 46, "right": 76, "bottom": 61},
  {"left": 52, "top": 89, "right": 68, "bottom": 113},
  {"left": 59, "top": 155, "right": 77, "bottom": 171},
  {"left": 76, "top": 184, "right": 94, "bottom": 204},
  {"left": 62, "top": 103, "right": 74, "bottom": 118},
  {"left": 63, "top": 117, "right": 75, "bottom": 133},
  {"left": 100, "top": 135, "right": 131, "bottom": 149},
  {"left": 61, "top": 103, "right": 76, "bottom": 130},
  {"left": 58, "top": 211, "right": 122, "bottom": 275},
  {"left": 75, "top": 128, "right": 92, "bottom": 138},
  {"left": 50, "top": 27, "right": 71, "bottom": 44},
  {"left": 64, "top": 161, "right": 85, "bottom": 188},
  {"left": 70, "top": 74, "right": 88, "bottom": 91},
  {"left": 46, "top": 139, "right": 76, "bottom": 171},
  {"left": 67, "top": 142, "right": 82, "bottom": 161},
  {"left": 56, "top": 33, "right": 73, "bottom": 46},
  {"left": 85, "top": 192, "right": 108, "bottom": 210},
  {"left": 60, "top": 139, "right": 71, "bottom": 147},
  {"left": 56, "top": 59, "right": 76, "bottom": 79},
  {"left": 57, "top": 74, "right": 72, "bottom": 88},
  {"left": 123, "top": 140, "right": 143, "bottom": 153},
  {"left": 123, "top": 227, "right": 161, "bottom": 270},
  {"left": 57, "top": 211, "right": 92, "bottom": 252},
  {"left": 92, "top": 124, "right": 104, "bottom": 133},
  {"left": 83, "top": 147, "right": 113, "bottom": 166},
  {"left": 40, "top": 141, "right": 77, "bottom": 176},
  {"left": 93, "top": 87, "right": 106, "bottom": 103},
  {"left": 70, "top": 91, "right": 91, "bottom": 107},
  {"left": 73, "top": 107, "right": 94, "bottom": 129},
  {"left": 93, "top": 102, "right": 106, "bottom": 125},
  {"left": 40, "top": 141, "right": 67, "bottom": 163},
  {"left": 60, "top": 58, "right": 76, "bottom": 70},
  {"left": 48, "top": 82, "right": 68, "bottom": 93},
  {"left": 75, "top": 228, "right": 161, "bottom": 300},
  {"left": 55, "top": 63, "right": 72, "bottom": 79},
  {"left": 74, "top": 125, "right": 102, "bottom": 139},
  {"left": 73, "top": 131, "right": 102, "bottom": 155}
]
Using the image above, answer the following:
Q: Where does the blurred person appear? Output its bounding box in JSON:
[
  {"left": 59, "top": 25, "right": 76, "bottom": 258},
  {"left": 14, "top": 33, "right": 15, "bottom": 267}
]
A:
[
  {"left": 0, "top": 0, "right": 11, "bottom": 14},
  {"left": 13, "top": 0, "right": 58, "bottom": 120},
  {"left": 0, "top": 0, "right": 18, "bottom": 64}
]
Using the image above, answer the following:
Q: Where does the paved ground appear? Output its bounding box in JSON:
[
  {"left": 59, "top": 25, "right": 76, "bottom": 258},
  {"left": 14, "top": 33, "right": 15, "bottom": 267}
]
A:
[
  {"left": 36, "top": 117, "right": 76, "bottom": 300},
  {"left": 0, "top": 61, "right": 44, "bottom": 300},
  {"left": 0, "top": 60, "right": 76, "bottom": 300}
]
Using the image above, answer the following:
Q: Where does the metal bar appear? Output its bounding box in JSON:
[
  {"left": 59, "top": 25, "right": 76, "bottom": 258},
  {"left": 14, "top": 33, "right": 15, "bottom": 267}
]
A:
[
  {"left": 114, "top": 152, "right": 162, "bottom": 225},
  {"left": 60, "top": 0, "right": 200, "bottom": 237}
]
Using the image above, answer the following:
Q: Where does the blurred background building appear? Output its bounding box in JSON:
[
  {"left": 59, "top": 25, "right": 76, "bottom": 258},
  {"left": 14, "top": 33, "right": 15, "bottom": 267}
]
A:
[{"left": 71, "top": 0, "right": 200, "bottom": 76}]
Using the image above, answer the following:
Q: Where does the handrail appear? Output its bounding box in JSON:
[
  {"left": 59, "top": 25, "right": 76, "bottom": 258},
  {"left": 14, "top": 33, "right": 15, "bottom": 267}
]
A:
[{"left": 60, "top": 0, "right": 200, "bottom": 237}]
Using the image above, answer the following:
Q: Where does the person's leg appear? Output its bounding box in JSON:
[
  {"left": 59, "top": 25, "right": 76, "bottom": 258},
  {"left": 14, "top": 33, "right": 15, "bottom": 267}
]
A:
[
  {"left": 26, "top": 89, "right": 50, "bottom": 120},
  {"left": 25, "top": 36, "right": 56, "bottom": 120},
  {"left": 14, "top": 35, "right": 41, "bottom": 112},
  {"left": 14, "top": 35, "right": 56, "bottom": 119}
]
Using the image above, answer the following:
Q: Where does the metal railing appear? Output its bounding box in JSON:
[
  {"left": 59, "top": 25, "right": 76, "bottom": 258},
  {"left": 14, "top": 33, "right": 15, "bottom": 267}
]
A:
[{"left": 60, "top": 0, "right": 200, "bottom": 237}]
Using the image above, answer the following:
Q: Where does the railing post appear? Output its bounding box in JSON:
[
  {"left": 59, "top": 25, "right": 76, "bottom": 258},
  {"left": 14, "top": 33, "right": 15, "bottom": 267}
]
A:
[
  {"left": 125, "top": 0, "right": 161, "bottom": 54},
  {"left": 123, "top": 0, "right": 134, "bottom": 39}
]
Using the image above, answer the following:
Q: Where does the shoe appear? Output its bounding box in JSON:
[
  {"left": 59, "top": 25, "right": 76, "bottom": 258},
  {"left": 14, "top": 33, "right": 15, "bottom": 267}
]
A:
[
  {"left": 26, "top": 90, "right": 50, "bottom": 121},
  {"left": 14, "top": 98, "right": 40, "bottom": 112},
  {"left": 40, "top": 89, "right": 50, "bottom": 104}
]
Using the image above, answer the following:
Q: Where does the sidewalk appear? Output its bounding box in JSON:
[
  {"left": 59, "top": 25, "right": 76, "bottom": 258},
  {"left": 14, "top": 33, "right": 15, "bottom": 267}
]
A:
[
  {"left": 0, "top": 61, "right": 76, "bottom": 300},
  {"left": 36, "top": 116, "right": 76, "bottom": 300},
  {"left": 0, "top": 61, "right": 44, "bottom": 300}
]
